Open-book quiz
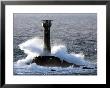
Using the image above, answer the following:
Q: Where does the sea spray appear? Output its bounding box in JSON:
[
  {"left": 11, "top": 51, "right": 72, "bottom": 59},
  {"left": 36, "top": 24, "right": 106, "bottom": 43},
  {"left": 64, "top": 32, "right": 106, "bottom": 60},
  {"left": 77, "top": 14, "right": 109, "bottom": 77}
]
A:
[
  {"left": 17, "top": 37, "right": 44, "bottom": 65},
  {"left": 51, "top": 45, "right": 89, "bottom": 65},
  {"left": 17, "top": 37, "right": 91, "bottom": 66}
]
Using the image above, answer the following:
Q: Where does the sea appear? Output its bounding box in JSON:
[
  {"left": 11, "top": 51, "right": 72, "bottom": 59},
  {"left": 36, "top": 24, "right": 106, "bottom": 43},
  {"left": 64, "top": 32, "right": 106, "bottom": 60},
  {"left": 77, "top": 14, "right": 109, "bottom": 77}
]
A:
[{"left": 13, "top": 13, "right": 97, "bottom": 75}]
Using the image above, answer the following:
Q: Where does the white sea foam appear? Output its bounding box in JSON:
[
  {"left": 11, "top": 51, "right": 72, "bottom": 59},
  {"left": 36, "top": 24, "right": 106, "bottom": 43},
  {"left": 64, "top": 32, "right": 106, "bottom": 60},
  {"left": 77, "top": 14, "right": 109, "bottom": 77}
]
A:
[{"left": 14, "top": 63, "right": 96, "bottom": 75}]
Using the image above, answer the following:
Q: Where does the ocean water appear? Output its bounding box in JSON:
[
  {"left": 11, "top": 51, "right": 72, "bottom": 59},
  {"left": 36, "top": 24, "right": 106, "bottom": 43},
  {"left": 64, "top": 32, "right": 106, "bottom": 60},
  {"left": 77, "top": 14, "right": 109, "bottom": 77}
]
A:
[{"left": 13, "top": 13, "right": 97, "bottom": 75}]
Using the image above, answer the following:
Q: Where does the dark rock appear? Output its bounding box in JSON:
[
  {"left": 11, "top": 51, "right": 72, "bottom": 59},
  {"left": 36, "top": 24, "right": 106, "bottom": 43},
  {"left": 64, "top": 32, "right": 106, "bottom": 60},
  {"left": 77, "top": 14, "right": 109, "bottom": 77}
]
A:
[
  {"left": 83, "top": 66, "right": 94, "bottom": 69},
  {"left": 51, "top": 69, "right": 56, "bottom": 71},
  {"left": 32, "top": 56, "right": 73, "bottom": 67}
]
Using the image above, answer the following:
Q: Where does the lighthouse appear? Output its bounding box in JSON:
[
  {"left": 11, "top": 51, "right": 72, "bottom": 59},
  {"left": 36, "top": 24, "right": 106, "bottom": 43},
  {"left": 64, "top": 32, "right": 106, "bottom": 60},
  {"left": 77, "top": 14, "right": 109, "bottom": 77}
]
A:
[
  {"left": 42, "top": 20, "right": 52, "bottom": 56},
  {"left": 32, "top": 20, "right": 73, "bottom": 67}
]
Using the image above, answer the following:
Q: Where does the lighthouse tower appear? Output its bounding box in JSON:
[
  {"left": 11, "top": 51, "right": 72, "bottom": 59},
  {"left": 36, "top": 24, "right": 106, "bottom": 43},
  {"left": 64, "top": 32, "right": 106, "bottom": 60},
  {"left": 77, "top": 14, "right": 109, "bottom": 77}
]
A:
[{"left": 42, "top": 20, "right": 52, "bottom": 56}]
